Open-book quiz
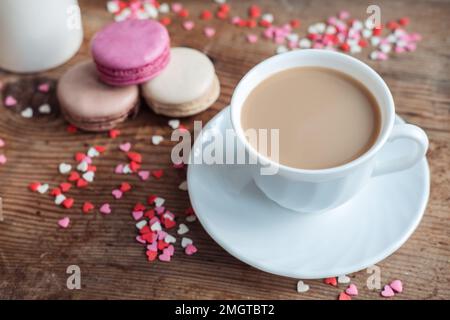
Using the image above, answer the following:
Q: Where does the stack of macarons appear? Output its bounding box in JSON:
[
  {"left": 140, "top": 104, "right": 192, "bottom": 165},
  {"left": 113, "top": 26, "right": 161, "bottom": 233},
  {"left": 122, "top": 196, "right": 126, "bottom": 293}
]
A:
[{"left": 57, "top": 19, "right": 220, "bottom": 131}]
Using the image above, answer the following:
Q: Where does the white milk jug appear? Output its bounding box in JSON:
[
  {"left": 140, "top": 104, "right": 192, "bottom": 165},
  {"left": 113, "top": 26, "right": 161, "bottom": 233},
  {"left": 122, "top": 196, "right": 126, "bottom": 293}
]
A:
[{"left": 0, "top": 0, "right": 83, "bottom": 73}]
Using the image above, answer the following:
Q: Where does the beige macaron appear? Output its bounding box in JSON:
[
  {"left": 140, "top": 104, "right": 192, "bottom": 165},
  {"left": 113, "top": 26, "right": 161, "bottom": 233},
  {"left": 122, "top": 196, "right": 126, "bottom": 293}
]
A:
[{"left": 141, "top": 47, "right": 220, "bottom": 117}]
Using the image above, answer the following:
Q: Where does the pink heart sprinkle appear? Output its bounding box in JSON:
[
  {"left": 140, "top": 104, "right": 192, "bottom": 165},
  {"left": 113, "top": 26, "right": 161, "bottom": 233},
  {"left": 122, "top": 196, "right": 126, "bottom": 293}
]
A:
[
  {"left": 171, "top": 2, "right": 182, "bottom": 13},
  {"left": 119, "top": 142, "right": 131, "bottom": 152},
  {"left": 112, "top": 189, "right": 123, "bottom": 199},
  {"left": 136, "top": 235, "right": 146, "bottom": 244},
  {"left": 147, "top": 241, "right": 158, "bottom": 251},
  {"left": 4, "top": 96, "right": 17, "bottom": 107},
  {"left": 157, "top": 230, "right": 168, "bottom": 240},
  {"left": 381, "top": 285, "right": 395, "bottom": 297},
  {"left": 185, "top": 244, "right": 197, "bottom": 256},
  {"left": 390, "top": 280, "right": 403, "bottom": 293},
  {"left": 58, "top": 217, "right": 70, "bottom": 228},
  {"left": 246, "top": 34, "right": 258, "bottom": 44},
  {"left": 132, "top": 210, "right": 144, "bottom": 220},
  {"left": 164, "top": 244, "right": 175, "bottom": 256},
  {"left": 138, "top": 170, "right": 150, "bottom": 181},
  {"left": 115, "top": 164, "right": 124, "bottom": 174},
  {"left": 84, "top": 156, "right": 92, "bottom": 164},
  {"left": 155, "top": 206, "right": 165, "bottom": 215},
  {"left": 99, "top": 203, "right": 111, "bottom": 215},
  {"left": 231, "top": 16, "right": 241, "bottom": 25},
  {"left": 0, "top": 139, "right": 5, "bottom": 147},
  {"left": 345, "top": 284, "right": 358, "bottom": 296},
  {"left": 183, "top": 20, "right": 194, "bottom": 31},
  {"left": 158, "top": 252, "right": 171, "bottom": 262},
  {"left": 38, "top": 83, "right": 50, "bottom": 92},
  {"left": 0, "top": 154, "right": 7, "bottom": 165},
  {"left": 204, "top": 27, "right": 216, "bottom": 38}
]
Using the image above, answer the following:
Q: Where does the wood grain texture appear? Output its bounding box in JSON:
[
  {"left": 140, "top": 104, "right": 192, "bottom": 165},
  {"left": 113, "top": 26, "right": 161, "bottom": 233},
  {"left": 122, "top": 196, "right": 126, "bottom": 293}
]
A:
[{"left": 0, "top": 0, "right": 449, "bottom": 300}]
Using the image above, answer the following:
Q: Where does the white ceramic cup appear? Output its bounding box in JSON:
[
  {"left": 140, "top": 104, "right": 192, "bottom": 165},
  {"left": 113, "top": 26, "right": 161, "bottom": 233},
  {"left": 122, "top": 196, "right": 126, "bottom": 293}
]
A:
[
  {"left": 230, "top": 49, "right": 429, "bottom": 213},
  {"left": 0, "top": 0, "right": 83, "bottom": 73}
]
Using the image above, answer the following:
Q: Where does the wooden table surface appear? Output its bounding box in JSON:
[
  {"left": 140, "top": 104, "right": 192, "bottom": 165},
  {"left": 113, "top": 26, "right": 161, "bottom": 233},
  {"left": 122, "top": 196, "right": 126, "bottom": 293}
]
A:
[{"left": 0, "top": 0, "right": 449, "bottom": 300}]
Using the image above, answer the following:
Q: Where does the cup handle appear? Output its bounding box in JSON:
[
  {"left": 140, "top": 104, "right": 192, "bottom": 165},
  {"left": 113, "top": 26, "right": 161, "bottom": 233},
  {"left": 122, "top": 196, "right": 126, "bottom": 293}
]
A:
[{"left": 372, "top": 124, "right": 429, "bottom": 177}]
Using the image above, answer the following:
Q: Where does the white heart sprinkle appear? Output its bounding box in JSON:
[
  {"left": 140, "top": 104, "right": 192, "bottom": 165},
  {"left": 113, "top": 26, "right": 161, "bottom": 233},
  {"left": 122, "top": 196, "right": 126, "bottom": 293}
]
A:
[
  {"left": 143, "top": 3, "right": 158, "bottom": 18},
  {"left": 151, "top": 135, "right": 164, "bottom": 145},
  {"left": 122, "top": 164, "right": 132, "bottom": 174},
  {"left": 37, "top": 183, "right": 49, "bottom": 194},
  {"left": 21, "top": 107, "right": 33, "bottom": 118},
  {"left": 136, "top": 220, "right": 147, "bottom": 230},
  {"left": 168, "top": 119, "right": 180, "bottom": 129},
  {"left": 59, "top": 163, "right": 72, "bottom": 174},
  {"left": 150, "top": 221, "right": 162, "bottom": 232},
  {"left": 106, "top": 0, "right": 120, "bottom": 13},
  {"left": 177, "top": 223, "right": 189, "bottom": 235},
  {"left": 286, "top": 33, "right": 299, "bottom": 42},
  {"left": 164, "top": 234, "right": 176, "bottom": 244},
  {"left": 38, "top": 104, "right": 51, "bottom": 114},
  {"left": 261, "top": 13, "right": 274, "bottom": 23},
  {"left": 186, "top": 215, "right": 197, "bottom": 223},
  {"left": 297, "top": 280, "right": 310, "bottom": 293},
  {"left": 158, "top": 2, "right": 170, "bottom": 13},
  {"left": 178, "top": 181, "right": 188, "bottom": 191},
  {"left": 338, "top": 275, "right": 351, "bottom": 284},
  {"left": 87, "top": 147, "right": 100, "bottom": 158},
  {"left": 82, "top": 171, "right": 94, "bottom": 182},
  {"left": 77, "top": 161, "right": 88, "bottom": 172},
  {"left": 55, "top": 194, "right": 66, "bottom": 205},
  {"left": 154, "top": 197, "right": 165, "bottom": 208},
  {"left": 298, "top": 38, "right": 312, "bottom": 49},
  {"left": 181, "top": 237, "right": 193, "bottom": 248}
]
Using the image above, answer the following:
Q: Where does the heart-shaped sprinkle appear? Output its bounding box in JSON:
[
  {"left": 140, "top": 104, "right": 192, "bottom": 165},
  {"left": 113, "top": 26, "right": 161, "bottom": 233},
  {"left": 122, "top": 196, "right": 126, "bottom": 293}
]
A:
[
  {"left": 38, "top": 83, "right": 50, "bottom": 92},
  {"left": 37, "top": 183, "right": 49, "bottom": 194},
  {"left": 82, "top": 171, "right": 94, "bottom": 182},
  {"left": 338, "top": 292, "right": 352, "bottom": 300},
  {"left": 38, "top": 104, "right": 51, "bottom": 114},
  {"left": 154, "top": 197, "right": 165, "bottom": 207},
  {"left": 77, "top": 161, "right": 88, "bottom": 172},
  {"left": 151, "top": 135, "right": 163, "bottom": 145},
  {"left": 164, "top": 234, "right": 176, "bottom": 244},
  {"left": 138, "top": 170, "right": 150, "bottom": 181},
  {"left": 324, "top": 277, "right": 337, "bottom": 286},
  {"left": 134, "top": 202, "right": 146, "bottom": 211},
  {"left": 158, "top": 251, "right": 171, "bottom": 262},
  {"left": 181, "top": 237, "right": 193, "bottom": 248},
  {"left": 177, "top": 223, "right": 189, "bottom": 235},
  {"left": 150, "top": 221, "right": 162, "bottom": 232},
  {"left": 112, "top": 189, "right": 123, "bottom": 199},
  {"left": 0, "top": 138, "right": 5, "bottom": 148},
  {"left": 381, "top": 285, "right": 395, "bottom": 297},
  {"left": 21, "top": 107, "right": 33, "bottom": 118},
  {"left": 120, "top": 182, "right": 131, "bottom": 192},
  {"left": 58, "top": 217, "right": 70, "bottom": 228},
  {"left": 178, "top": 181, "right": 188, "bottom": 191},
  {"left": 297, "top": 281, "right": 310, "bottom": 293},
  {"left": 146, "top": 250, "right": 158, "bottom": 261},
  {"left": 147, "top": 241, "right": 158, "bottom": 251},
  {"left": 76, "top": 178, "right": 88, "bottom": 188},
  {"left": 109, "top": 129, "right": 121, "bottom": 139},
  {"left": 136, "top": 220, "right": 147, "bottom": 229},
  {"left": 59, "top": 163, "right": 72, "bottom": 174},
  {"left": 127, "top": 152, "right": 142, "bottom": 163},
  {"left": 115, "top": 164, "right": 124, "bottom": 174},
  {"left": 99, "top": 203, "right": 111, "bottom": 215},
  {"left": 155, "top": 206, "right": 165, "bottom": 215},
  {"left": 136, "top": 235, "right": 146, "bottom": 244},
  {"left": 82, "top": 201, "right": 94, "bottom": 214},
  {"left": 151, "top": 169, "right": 164, "bottom": 179},
  {"left": 169, "top": 119, "right": 180, "bottom": 129},
  {"left": 75, "top": 152, "right": 86, "bottom": 162},
  {"left": 87, "top": 147, "right": 100, "bottom": 158},
  {"left": 67, "top": 124, "right": 77, "bottom": 133},
  {"left": 129, "top": 161, "right": 140, "bottom": 172},
  {"left": 157, "top": 230, "right": 168, "bottom": 240},
  {"left": 204, "top": 27, "right": 216, "bottom": 38},
  {"left": 0, "top": 154, "right": 6, "bottom": 165},
  {"left": 171, "top": 2, "right": 182, "bottom": 13},
  {"left": 55, "top": 194, "right": 66, "bottom": 205},
  {"left": 50, "top": 188, "right": 61, "bottom": 196},
  {"left": 186, "top": 215, "right": 197, "bottom": 223},
  {"left": 158, "top": 3, "right": 170, "bottom": 13},
  {"left": 345, "top": 284, "right": 358, "bottom": 296},
  {"left": 62, "top": 197, "right": 74, "bottom": 209},
  {"left": 59, "top": 182, "right": 71, "bottom": 192},
  {"left": 164, "top": 218, "right": 176, "bottom": 229},
  {"left": 183, "top": 20, "right": 195, "bottom": 31},
  {"left": 132, "top": 210, "right": 144, "bottom": 220},
  {"left": 119, "top": 142, "right": 131, "bottom": 152},
  {"left": 185, "top": 244, "right": 197, "bottom": 255},
  {"left": 4, "top": 96, "right": 17, "bottom": 106},
  {"left": 389, "top": 280, "right": 403, "bottom": 293},
  {"left": 164, "top": 245, "right": 175, "bottom": 256},
  {"left": 28, "top": 182, "right": 41, "bottom": 192},
  {"left": 68, "top": 171, "right": 80, "bottom": 181},
  {"left": 122, "top": 164, "right": 132, "bottom": 174},
  {"left": 338, "top": 275, "right": 351, "bottom": 284},
  {"left": 246, "top": 34, "right": 258, "bottom": 43}
]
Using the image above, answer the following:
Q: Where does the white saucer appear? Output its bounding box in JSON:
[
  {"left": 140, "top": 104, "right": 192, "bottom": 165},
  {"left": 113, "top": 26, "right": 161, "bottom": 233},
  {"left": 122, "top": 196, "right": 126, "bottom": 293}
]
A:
[{"left": 187, "top": 107, "right": 430, "bottom": 279}]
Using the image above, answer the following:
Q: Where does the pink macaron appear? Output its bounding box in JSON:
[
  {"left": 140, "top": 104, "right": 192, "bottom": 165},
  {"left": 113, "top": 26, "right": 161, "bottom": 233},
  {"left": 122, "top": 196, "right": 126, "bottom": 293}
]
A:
[{"left": 91, "top": 19, "right": 170, "bottom": 86}]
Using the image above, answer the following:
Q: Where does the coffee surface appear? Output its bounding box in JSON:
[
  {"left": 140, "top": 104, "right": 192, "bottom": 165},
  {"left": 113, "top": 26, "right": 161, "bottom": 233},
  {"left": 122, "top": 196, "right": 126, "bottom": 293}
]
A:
[{"left": 241, "top": 67, "right": 381, "bottom": 169}]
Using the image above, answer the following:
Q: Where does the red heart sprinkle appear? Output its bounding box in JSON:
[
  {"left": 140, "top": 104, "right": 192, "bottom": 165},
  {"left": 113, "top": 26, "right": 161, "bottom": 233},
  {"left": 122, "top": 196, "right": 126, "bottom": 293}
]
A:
[
  {"left": 338, "top": 292, "right": 352, "bottom": 300},
  {"left": 76, "top": 178, "right": 88, "bottom": 188},
  {"left": 129, "top": 161, "right": 141, "bottom": 172},
  {"left": 87, "top": 165, "right": 97, "bottom": 172},
  {"left": 142, "top": 232, "right": 156, "bottom": 243},
  {"left": 50, "top": 187, "right": 61, "bottom": 196},
  {"left": 28, "top": 182, "right": 41, "bottom": 192},
  {"left": 259, "top": 20, "right": 271, "bottom": 28},
  {"left": 68, "top": 171, "right": 80, "bottom": 182},
  {"left": 248, "top": 5, "right": 261, "bottom": 18},
  {"left": 219, "top": 3, "right": 230, "bottom": 13},
  {"left": 60, "top": 182, "right": 72, "bottom": 192},
  {"left": 216, "top": 10, "right": 228, "bottom": 19},
  {"left": 144, "top": 209, "right": 155, "bottom": 219},
  {"left": 67, "top": 124, "right": 78, "bottom": 133},
  {"left": 158, "top": 240, "right": 169, "bottom": 250},
  {"left": 62, "top": 198, "right": 74, "bottom": 209},
  {"left": 185, "top": 207, "right": 195, "bottom": 215},
  {"left": 324, "top": 277, "right": 338, "bottom": 286},
  {"left": 147, "top": 195, "right": 157, "bottom": 204},
  {"left": 134, "top": 202, "right": 146, "bottom": 211},
  {"left": 200, "top": 9, "right": 212, "bottom": 20},
  {"left": 109, "top": 129, "right": 121, "bottom": 139},
  {"left": 139, "top": 225, "right": 151, "bottom": 235},
  {"left": 290, "top": 19, "right": 301, "bottom": 28},
  {"left": 75, "top": 152, "right": 86, "bottom": 162},
  {"left": 151, "top": 169, "right": 164, "bottom": 179},
  {"left": 94, "top": 145, "right": 106, "bottom": 153},
  {"left": 82, "top": 201, "right": 94, "bottom": 214},
  {"left": 178, "top": 8, "right": 189, "bottom": 18},
  {"left": 127, "top": 152, "right": 142, "bottom": 163},
  {"left": 159, "top": 16, "right": 171, "bottom": 26},
  {"left": 163, "top": 218, "right": 176, "bottom": 229},
  {"left": 120, "top": 182, "right": 132, "bottom": 192},
  {"left": 146, "top": 250, "right": 158, "bottom": 261}
]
